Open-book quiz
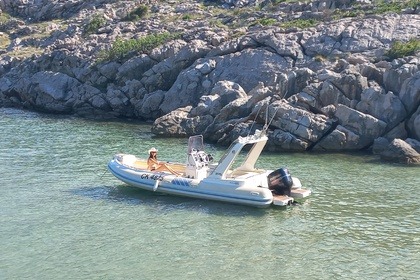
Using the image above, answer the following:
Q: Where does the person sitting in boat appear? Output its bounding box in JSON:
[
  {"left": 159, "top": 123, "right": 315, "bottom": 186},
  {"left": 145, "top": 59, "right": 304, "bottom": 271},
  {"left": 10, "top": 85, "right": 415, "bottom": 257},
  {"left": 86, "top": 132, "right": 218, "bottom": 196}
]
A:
[{"left": 147, "top": 147, "right": 180, "bottom": 176}]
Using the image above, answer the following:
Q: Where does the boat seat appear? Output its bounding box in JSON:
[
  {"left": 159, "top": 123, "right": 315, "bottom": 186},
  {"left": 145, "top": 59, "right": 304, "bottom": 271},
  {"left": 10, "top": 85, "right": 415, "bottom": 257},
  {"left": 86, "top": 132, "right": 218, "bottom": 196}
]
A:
[{"left": 135, "top": 162, "right": 149, "bottom": 169}]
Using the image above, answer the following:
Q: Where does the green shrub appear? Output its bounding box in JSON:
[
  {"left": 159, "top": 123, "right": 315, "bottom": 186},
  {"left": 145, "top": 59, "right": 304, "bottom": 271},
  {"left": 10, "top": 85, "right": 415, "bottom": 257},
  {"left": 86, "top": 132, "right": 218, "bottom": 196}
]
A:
[
  {"left": 0, "top": 12, "right": 10, "bottom": 24},
  {"left": 123, "top": 5, "right": 149, "bottom": 21},
  {"left": 98, "top": 32, "right": 180, "bottom": 62},
  {"left": 280, "top": 18, "right": 318, "bottom": 29},
  {"left": 376, "top": 1, "right": 403, "bottom": 13},
  {"left": 333, "top": 9, "right": 363, "bottom": 20},
  {"left": 386, "top": 38, "right": 420, "bottom": 60},
  {"left": 181, "top": 13, "right": 203, "bottom": 21},
  {"left": 209, "top": 19, "right": 226, "bottom": 29},
  {"left": 0, "top": 32, "right": 10, "bottom": 49},
  {"left": 374, "top": 0, "right": 419, "bottom": 14},
  {"left": 182, "top": 14, "right": 192, "bottom": 21},
  {"left": 271, "top": 0, "right": 300, "bottom": 3},
  {"left": 84, "top": 14, "right": 106, "bottom": 35},
  {"left": 256, "top": 18, "right": 277, "bottom": 26},
  {"left": 0, "top": 12, "right": 11, "bottom": 32}
]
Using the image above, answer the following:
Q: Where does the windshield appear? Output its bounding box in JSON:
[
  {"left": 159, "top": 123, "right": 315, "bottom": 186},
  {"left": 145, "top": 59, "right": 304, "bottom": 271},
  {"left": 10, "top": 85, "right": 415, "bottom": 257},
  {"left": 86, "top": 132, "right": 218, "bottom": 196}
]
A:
[{"left": 187, "top": 135, "right": 204, "bottom": 153}]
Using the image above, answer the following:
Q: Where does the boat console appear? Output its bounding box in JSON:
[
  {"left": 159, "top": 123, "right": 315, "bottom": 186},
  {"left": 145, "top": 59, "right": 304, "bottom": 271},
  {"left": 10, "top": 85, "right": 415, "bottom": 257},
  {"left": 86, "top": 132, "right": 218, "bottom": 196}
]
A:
[{"left": 185, "top": 135, "right": 213, "bottom": 180}]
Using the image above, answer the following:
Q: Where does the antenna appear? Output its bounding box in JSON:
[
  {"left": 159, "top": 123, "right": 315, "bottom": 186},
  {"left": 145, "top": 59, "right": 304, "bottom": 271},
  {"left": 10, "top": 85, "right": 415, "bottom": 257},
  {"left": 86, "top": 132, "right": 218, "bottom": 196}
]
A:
[
  {"left": 247, "top": 105, "right": 263, "bottom": 137},
  {"left": 262, "top": 106, "right": 279, "bottom": 134},
  {"left": 265, "top": 106, "right": 269, "bottom": 126},
  {"left": 268, "top": 107, "right": 279, "bottom": 127}
]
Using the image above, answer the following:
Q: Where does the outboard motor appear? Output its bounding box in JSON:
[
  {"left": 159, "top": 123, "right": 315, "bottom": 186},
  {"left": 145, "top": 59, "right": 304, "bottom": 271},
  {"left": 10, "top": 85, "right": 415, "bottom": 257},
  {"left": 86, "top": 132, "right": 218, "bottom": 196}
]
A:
[{"left": 267, "top": 168, "right": 294, "bottom": 196}]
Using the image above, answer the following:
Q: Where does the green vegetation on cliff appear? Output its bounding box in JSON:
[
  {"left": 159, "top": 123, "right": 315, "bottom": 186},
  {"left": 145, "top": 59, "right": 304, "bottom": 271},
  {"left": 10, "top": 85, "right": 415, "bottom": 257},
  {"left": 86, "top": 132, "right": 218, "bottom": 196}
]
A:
[
  {"left": 386, "top": 38, "right": 420, "bottom": 60},
  {"left": 97, "top": 32, "right": 181, "bottom": 62},
  {"left": 375, "top": 0, "right": 418, "bottom": 14},
  {"left": 84, "top": 14, "right": 106, "bottom": 36},
  {"left": 123, "top": 5, "right": 149, "bottom": 21}
]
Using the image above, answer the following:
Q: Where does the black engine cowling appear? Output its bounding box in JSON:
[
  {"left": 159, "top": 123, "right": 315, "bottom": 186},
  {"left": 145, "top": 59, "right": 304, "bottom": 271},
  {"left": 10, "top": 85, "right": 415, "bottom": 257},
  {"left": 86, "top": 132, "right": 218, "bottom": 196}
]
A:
[{"left": 267, "top": 168, "right": 294, "bottom": 196}]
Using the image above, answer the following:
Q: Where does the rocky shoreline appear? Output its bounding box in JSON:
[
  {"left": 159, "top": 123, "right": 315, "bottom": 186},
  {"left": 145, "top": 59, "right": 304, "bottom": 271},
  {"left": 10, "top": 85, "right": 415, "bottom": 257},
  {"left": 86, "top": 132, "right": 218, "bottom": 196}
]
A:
[{"left": 0, "top": 0, "right": 419, "bottom": 163}]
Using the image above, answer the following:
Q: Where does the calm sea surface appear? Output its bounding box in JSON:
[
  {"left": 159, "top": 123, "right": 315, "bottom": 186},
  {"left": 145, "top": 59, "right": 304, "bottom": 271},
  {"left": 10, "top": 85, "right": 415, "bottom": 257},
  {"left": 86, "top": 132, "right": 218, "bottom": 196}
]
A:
[{"left": 0, "top": 108, "right": 419, "bottom": 279}]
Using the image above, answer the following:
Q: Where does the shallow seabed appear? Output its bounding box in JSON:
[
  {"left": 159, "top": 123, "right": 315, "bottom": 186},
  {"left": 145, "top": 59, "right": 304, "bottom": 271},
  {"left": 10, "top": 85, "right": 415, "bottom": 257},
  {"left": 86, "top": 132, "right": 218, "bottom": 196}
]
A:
[{"left": 0, "top": 108, "right": 419, "bottom": 279}]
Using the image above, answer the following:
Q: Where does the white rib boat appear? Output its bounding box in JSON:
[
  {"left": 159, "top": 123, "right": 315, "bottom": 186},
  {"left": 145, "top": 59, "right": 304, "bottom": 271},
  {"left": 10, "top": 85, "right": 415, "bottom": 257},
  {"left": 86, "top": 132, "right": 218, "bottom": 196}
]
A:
[{"left": 108, "top": 129, "right": 311, "bottom": 207}]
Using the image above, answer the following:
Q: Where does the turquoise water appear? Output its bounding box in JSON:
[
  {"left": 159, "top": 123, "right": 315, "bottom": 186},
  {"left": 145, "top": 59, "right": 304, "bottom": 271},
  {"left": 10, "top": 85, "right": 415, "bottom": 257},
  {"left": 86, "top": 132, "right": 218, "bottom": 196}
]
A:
[{"left": 0, "top": 108, "right": 419, "bottom": 279}]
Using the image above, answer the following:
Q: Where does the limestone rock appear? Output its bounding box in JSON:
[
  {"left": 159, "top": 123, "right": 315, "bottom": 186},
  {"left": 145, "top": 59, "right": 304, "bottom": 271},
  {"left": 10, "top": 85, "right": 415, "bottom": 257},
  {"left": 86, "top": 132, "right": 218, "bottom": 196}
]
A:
[
  {"left": 356, "top": 85, "right": 407, "bottom": 130},
  {"left": 190, "top": 81, "right": 247, "bottom": 117},
  {"left": 138, "top": 90, "right": 166, "bottom": 119},
  {"left": 267, "top": 129, "right": 310, "bottom": 151},
  {"left": 379, "top": 139, "right": 420, "bottom": 164},
  {"left": 116, "top": 55, "right": 156, "bottom": 82},
  {"left": 151, "top": 107, "right": 192, "bottom": 136},
  {"left": 383, "top": 122, "right": 408, "bottom": 141},
  {"left": 399, "top": 71, "right": 420, "bottom": 115},
  {"left": 407, "top": 105, "right": 420, "bottom": 139},
  {"left": 0, "top": 0, "right": 419, "bottom": 153},
  {"left": 266, "top": 99, "right": 334, "bottom": 144},
  {"left": 313, "top": 125, "right": 359, "bottom": 151},
  {"left": 160, "top": 48, "right": 293, "bottom": 114},
  {"left": 314, "top": 104, "right": 387, "bottom": 150},
  {"left": 16, "top": 71, "right": 81, "bottom": 113},
  {"left": 372, "top": 137, "right": 390, "bottom": 155},
  {"left": 384, "top": 62, "right": 420, "bottom": 96},
  {"left": 151, "top": 106, "right": 213, "bottom": 137},
  {"left": 406, "top": 138, "right": 420, "bottom": 153},
  {"left": 142, "top": 40, "right": 211, "bottom": 93}
]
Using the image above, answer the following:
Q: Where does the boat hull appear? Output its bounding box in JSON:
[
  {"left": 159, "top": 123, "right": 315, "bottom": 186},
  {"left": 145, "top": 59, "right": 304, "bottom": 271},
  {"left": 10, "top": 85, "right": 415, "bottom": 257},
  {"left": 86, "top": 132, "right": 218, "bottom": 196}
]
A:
[{"left": 108, "top": 159, "right": 274, "bottom": 208}]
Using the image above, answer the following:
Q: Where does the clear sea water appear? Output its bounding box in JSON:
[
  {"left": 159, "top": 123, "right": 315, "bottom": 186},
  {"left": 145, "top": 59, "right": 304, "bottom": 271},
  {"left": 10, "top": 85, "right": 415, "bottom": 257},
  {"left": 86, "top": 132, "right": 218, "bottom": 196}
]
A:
[{"left": 0, "top": 108, "right": 419, "bottom": 279}]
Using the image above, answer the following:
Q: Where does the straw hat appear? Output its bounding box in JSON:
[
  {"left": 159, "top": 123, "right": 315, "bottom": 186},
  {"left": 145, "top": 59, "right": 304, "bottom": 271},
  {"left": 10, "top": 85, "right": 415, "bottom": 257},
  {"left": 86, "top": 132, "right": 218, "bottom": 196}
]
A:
[{"left": 148, "top": 147, "right": 158, "bottom": 153}]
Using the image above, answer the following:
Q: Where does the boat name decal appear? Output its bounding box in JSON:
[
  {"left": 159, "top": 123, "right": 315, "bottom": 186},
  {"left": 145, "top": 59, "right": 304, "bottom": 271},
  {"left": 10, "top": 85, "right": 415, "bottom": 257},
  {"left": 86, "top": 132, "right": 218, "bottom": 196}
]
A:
[{"left": 141, "top": 173, "right": 164, "bottom": 181}]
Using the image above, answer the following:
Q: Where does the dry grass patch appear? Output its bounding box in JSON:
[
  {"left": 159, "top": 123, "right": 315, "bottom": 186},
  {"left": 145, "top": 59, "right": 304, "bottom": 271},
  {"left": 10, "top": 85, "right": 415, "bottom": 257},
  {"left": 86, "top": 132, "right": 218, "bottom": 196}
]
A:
[
  {"left": 0, "top": 32, "right": 10, "bottom": 49},
  {"left": 6, "top": 46, "right": 44, "bottom": 59}
]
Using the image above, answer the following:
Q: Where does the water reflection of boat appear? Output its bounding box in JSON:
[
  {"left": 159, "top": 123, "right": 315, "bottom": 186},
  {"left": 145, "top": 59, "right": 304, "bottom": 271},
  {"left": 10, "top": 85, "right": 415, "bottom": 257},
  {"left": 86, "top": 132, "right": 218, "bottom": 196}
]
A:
[{"left": 108, "top": 129, "right": 311, "bottom": 207}]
